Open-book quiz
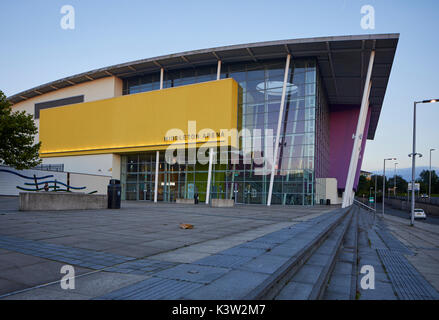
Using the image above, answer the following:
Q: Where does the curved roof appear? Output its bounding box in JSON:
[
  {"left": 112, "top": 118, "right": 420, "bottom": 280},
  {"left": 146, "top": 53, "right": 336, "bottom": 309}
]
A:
[{"left": 8, "top": 33, "right": 399, "bottom": 139}]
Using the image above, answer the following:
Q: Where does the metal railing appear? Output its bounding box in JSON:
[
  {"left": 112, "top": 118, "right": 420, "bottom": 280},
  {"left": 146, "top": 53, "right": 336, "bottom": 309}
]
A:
[{"left": 353, "top": 199, "right": 376, "bottom": 212}]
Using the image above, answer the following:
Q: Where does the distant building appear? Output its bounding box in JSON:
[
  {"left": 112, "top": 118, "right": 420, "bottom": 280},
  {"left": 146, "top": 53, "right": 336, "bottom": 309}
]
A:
[{"left": 360, "top": 170, "right": 373, "bottom": 180}]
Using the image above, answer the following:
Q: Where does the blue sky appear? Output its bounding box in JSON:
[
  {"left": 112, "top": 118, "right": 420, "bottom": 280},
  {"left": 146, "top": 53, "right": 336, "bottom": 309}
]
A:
[{"left": 1, "top": 0, "right": 438, "bottom": 173}]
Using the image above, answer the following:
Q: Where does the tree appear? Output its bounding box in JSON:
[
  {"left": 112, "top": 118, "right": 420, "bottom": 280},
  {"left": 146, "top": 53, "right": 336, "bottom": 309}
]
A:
[
  {"left": 394, "top": 174, "right": 408, "bottom": 194},
  {"left": 418, "top": 169, "right": 439, "bottom": 194},
  {"left": 0, "top": 90, "right": 41, "bottom": 170}
]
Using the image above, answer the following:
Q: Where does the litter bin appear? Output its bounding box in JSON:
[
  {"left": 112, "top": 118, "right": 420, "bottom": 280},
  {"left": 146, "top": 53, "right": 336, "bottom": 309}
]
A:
[
  {"left": 326, "top": 199, "right": 331, "bottom": 205},
  {"left": 108, "top": 179, "right": 121, "bottom": 209},
  {"left": 194, "top": 192, "right": 199, "bottom": 204}
]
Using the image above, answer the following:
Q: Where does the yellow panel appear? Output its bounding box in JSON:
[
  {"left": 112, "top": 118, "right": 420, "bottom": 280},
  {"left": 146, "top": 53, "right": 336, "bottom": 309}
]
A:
[{"left": 39, "top": 79, "right": 238, "bottom": 157}]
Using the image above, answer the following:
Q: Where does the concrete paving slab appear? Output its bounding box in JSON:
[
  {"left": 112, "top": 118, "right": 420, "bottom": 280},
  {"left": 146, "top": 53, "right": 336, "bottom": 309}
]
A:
[
  {"left": 291, "top": 264, "right": 323, "bottom": 284},
  {"left": 3, "top": 287, "right": 92, "bottom": 300},
  {"left": 0, "top": 277, "right": 26, "bottom": 296},
  {"left": 193, "top": 254, "right": 254, "bottom": 269},
  {"left": 184, "top": 270, "right": 271, "bottom": 300},
  {"left": 0, "top": 261, "right": 92, "bottom": 292},
  {"left": 333, "top": 262, "right": 353, "bottom": 275},
  {"left": 275, "top": 282, "right": 313, "bottom": 300},
  {"left": 237, "top": 254, "right": 290, "bottom": 274},
  {"left": 149, "top": 251, "right": 210, "bottom": 264},
  {"left": 220, "top": 246, "right": 267, "bottom": 258},
  {"left": 153, "top": 263, "right": 231, "bottom": 284},
  {"left": 0, "top": 252, "right": 48, "bottom": 270},
  {"left": 306, "top": 253, "right": 332, "bottom": 267},
  {"left": 328, "top": 274, "right": 351, "bottom": 288}
]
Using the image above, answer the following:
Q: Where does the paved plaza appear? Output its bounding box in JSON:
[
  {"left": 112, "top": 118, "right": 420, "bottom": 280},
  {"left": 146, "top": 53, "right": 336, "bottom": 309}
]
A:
[{"left": 0, "top": 197, "right": 333, "bottom": 299}]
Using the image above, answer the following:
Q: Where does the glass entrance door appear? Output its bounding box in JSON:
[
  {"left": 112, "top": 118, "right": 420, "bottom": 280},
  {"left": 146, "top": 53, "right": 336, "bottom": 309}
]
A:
[{"left": 138, "top": 173, "right": 152, "bottom": 200}]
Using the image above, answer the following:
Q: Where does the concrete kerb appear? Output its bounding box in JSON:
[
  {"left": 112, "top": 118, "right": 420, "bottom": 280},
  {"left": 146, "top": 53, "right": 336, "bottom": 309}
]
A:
[
  {"left": 210, "top": 199, "right": 234, "bottom": 207},
  {"left": 19, "top": 192, "right": 107, "bottom": 211},
  {"left": 243, "top": 206, "right": 353, "bottom": 300}
]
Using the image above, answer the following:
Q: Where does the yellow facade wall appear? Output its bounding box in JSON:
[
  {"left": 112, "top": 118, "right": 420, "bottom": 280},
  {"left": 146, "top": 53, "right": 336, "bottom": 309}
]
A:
[{"left": 39, "top": 79, "right": 238, "bottom": 157}]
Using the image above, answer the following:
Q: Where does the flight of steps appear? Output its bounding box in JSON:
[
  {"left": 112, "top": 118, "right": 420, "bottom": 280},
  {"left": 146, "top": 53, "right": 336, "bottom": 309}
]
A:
[
  {"left": 268, "top": 206, "right": 359, "bottom": 300},
  {"left": 98, "top": 205, "right": 361, "bottom": 300}
]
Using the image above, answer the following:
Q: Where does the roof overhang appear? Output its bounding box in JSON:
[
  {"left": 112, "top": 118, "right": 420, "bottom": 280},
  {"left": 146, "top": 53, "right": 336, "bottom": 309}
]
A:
[{"left": 8, "top": 33, "right": 399, "bottom": 139}]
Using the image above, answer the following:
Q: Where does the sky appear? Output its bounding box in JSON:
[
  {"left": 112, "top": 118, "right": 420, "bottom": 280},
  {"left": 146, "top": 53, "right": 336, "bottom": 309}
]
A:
[{"left": 0, "top": 0, "right": 438, "bottom": 173}]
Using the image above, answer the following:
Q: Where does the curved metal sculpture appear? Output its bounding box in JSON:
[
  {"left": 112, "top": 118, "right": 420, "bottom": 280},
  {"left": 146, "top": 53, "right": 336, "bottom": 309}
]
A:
[
  {"left": 24, "top": 180, "right": 86, "bottom": 190},
  {"left": 0, "top": 168, "right": 97, "bottom": 194},
  {"left": 0, "top": 168, "right": 53, "bottom": 180}
]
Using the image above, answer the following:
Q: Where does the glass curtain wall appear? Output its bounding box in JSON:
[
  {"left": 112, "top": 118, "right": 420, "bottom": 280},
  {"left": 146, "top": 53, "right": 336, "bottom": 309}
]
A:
[
  {"left": 121, "top": 58, "right": 324, "bottom": 205},
  {"left": 121, "top": 152, "right": 209, "bottom": 202}
]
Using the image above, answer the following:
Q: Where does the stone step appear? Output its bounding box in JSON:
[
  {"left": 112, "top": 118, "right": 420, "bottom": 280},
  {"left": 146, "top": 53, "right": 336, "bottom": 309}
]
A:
[
  {"left": 323, "top": 206, "right": 359, "bottom": 300},
  {"left": 183, "top": 207, "right": 351, "bottom": 300},
  {"left": 274, "top": 208, "right": 353, "bottom": 300}
]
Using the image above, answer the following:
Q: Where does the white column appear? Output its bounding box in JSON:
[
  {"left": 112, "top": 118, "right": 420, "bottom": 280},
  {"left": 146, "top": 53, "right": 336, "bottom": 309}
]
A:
[
  {"left": 267, "top": 54, "right": 291, "bottom": 206},
  {"left": 153, "top": 68, "right": 164, "bottom": 203},
  {"left": 346, "top": 86, "right": 371, "bottom": 207},
  {"left": 342, "top": 50, "right": 375, "bottom": 208},
  {"left": 160, "top": 68, "right": 164, "bottom": 90},
  {"left": 206, "top": 148, "right": 214, "bottom": 204},
  {"left": 216, "top": 60, "right": 222, "bottom": 80},
  {"left": 154, "top": 151, "right": 159, "bottom": 203}
]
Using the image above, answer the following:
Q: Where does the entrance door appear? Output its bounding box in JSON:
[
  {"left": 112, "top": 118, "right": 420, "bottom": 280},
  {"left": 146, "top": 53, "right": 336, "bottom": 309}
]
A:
[
  {"left": 138, "top": 173, "right": 152, "bottom": 201},
  {"left": 163, "top": 164, "right": 178, "bottom": 202}
]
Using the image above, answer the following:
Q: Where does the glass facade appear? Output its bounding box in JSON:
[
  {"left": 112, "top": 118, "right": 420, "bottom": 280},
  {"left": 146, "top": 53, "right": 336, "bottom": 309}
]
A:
[{"left": 121, "top": 58, "right": 330, "bottom": 205}]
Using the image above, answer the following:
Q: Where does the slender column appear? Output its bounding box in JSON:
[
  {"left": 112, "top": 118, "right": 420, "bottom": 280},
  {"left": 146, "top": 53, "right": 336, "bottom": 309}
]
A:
[
  {"left": 160, "top": 68, "right": 164, "bottom": 90},
  {"left": 347, "top": 89, "right": 370, "bottom": 207},
  {"left": 342, "top": 50, "right": 375, "bottom": 208},
  {"left": 230, "top": 163, "right": 236, "bottom": 200},
  {"left": 216, "top": 60, "right": 222, "bottom": 80},
  {"left": 153, "top": 67, "right": 164, "bottom": 203},
  {"left": 267, "top": 54, "right": 291, "bottom": 206},
  {"left": 429, "top": 149, "right": 435, "bottom": 199},
  {"left": 383, "top": 160, "right": 386, "bottom": 217},
  {"left": 374, "top": 174, "right": 377, "bottom": 211},
  {"left": 432, "top": 151, "right": 434, "bottom": 200},
  {"left": 411, "top": 103, "right": 417, "bottom": 226},
  {"left": 154, "top": 151, "right": 159, "bottom": 203},
  {"left": 206, "top": 148, "right": 214, "bottom": 204}
]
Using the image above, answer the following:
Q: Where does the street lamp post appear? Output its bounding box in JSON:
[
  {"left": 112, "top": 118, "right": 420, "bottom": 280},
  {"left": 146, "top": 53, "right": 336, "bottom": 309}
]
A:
[
  {"left": 394, "top": 162, "right": 398, "bottom": 196},
  {"left": 374, "top": 174, "right": 377, "bottom": 211},
  {"left": 430, "top": 148, "right": 436, "bottom": 199},
  {"left": 410, "top": 99, "right": 438, "bottom": 226},
  {"left": 383, "top": 157, "right": 397, "bottom": 217}
]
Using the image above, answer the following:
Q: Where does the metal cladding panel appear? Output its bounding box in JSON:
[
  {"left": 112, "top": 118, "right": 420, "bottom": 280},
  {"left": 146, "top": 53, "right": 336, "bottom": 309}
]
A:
[{"left": 329, "top": 105, "right": 371, "bottom": 190}]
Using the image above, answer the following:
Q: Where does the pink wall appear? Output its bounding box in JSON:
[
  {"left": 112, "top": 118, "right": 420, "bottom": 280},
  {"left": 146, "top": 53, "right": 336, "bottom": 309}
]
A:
[{"left": 329, "top": 105, "right": 371, "bottom": 191}]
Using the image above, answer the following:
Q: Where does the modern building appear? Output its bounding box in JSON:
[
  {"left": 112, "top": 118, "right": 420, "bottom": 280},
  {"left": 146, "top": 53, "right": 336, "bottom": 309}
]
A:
[{"left": 7, "top": 34, "right": 399, "bottom": 206}]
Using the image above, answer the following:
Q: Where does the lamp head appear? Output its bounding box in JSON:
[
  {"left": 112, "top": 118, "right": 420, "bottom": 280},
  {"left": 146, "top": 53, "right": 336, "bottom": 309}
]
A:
[{"left": 421, "top": 99, "right": 439, "bottom": 104}]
